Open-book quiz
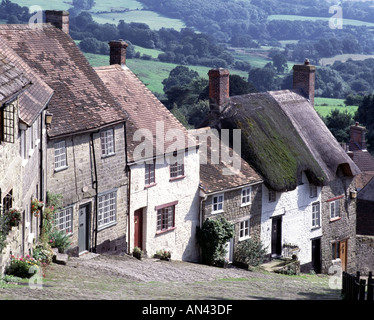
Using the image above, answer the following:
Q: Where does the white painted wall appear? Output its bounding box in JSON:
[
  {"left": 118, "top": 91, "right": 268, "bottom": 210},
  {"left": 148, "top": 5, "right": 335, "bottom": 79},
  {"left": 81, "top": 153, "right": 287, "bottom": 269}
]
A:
[
  {"left": 129, "top": 148, "right": 200, "bottom": 262},
  {"left": 261, "top": 172, "right": 322, "bottom": 266}
]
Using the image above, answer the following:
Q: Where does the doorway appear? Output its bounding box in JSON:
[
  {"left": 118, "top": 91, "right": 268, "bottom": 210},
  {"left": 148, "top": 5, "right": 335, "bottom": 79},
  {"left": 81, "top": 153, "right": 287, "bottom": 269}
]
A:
[
  {"left": 134, "top": 208, "right": 143, "bottom": 250},
  {"left": 271, "top": 216, "right": 282, "bottom": 257},
  {"left": 311, "top": 238, "right": 322, "bottom": 273},
  {"left": 78, "top": 204, "right": 90, "bottom": 254}
]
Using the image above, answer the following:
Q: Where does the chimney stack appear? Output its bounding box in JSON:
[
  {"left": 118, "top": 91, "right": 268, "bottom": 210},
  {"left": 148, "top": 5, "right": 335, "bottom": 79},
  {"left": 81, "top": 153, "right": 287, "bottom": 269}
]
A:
[
  {"left": 208, "top": 68, "right": 230, "bottom": 114},
  {"left": 109, "top": 40, "right": 128, "bottom": 66},
  {"left": 349, "top": 122, "right": 367, "bottom": 151},
  {"left": 292, "top": 59, "right": 316, "bottom": 106},
  {"left": 45, "top": 10, "right": 69, "bottom": 34}
]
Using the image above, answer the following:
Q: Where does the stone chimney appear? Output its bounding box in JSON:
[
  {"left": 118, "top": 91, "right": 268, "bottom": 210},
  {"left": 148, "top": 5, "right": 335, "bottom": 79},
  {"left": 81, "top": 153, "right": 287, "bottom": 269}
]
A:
[
  {"left": 109, "top": 40, "right": 128, "bottom": 66},
  {"left": 208, "top": 68, "right": 230, "bottom": 114},
  {"left": 349, "top": 122, "right": 367, "bottom": 151},
  {"left": 45, "top": 10, "right": 69, "bottom": 34},
  {"left": 292, "top": 59, "right": 316, "bottom": 106}
]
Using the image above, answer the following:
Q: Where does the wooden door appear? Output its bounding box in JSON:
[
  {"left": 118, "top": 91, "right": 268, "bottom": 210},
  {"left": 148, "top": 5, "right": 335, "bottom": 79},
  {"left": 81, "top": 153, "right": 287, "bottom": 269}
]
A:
[
  {"left": 271, "top": 217, "right": 282, "bottom": 256},
  {"left": 311, "top": 238, "right": 321, "bottom": 273},
  {"left": 340, "top": 240, "right": 347, "bottom": 272},
  {"left": 134, "top": 209, "right": 143, "bottom": 250}
]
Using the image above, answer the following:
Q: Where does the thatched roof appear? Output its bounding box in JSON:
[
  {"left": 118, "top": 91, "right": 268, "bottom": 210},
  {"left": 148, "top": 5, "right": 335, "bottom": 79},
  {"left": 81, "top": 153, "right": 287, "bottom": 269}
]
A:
[{"left": 209, "top": 89, "right": 361, "bottom": 192}]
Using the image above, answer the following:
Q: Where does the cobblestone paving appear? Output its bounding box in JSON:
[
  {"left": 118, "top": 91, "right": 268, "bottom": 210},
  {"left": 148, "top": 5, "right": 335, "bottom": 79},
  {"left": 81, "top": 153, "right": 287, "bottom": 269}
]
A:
[{"left": 0, "top": 253, "right": 341, "bottom": 300}]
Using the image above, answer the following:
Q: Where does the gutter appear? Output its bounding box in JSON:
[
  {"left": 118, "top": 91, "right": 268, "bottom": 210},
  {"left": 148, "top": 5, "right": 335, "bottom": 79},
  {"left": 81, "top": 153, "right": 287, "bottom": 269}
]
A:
[{"left": 90, "top": 130, "right": 100, "bottom": 253}]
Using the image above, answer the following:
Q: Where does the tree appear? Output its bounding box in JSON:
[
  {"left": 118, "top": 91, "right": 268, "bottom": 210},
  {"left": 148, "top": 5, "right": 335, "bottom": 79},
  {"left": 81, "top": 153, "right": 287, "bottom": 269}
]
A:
[
  {"left": 272, "top": 52, "right": 288, "bottom": 74},
  {"left": 324, "top": 109, "right": 354, "bottom": 143},
  {"left": 162, "top": 66, "right": 199, "bottom": 93},
  {"left": 248, "top": 66, "right": 277, "bottom": 92}
]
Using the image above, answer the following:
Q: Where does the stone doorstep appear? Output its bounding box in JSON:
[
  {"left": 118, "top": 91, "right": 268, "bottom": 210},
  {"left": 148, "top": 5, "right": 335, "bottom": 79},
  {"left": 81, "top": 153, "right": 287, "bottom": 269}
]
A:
[{"left": 52, "top": 248, "right": 69, "bottom": 265}]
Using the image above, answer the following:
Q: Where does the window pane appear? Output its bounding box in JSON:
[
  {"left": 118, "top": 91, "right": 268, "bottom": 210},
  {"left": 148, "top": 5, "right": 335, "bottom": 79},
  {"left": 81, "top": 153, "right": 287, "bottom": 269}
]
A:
[
  {"left": 98, "top": 191, "right": 116, "bottom": 227},
  {"left": 54, "top": 141, "right": 67, "bottom": 169},
  {"left": 101, "top": 129, "right": 115, "bottom": 156}
]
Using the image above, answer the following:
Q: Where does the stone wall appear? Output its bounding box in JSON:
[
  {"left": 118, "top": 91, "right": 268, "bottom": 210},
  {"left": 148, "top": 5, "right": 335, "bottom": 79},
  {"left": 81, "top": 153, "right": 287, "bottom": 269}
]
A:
[
  {"left": 356, "top": 235, "right": 374, "bottom": 275},
  {"left": 202, "top": 182, "right": 263, "bottom": 259},
  {"left": 320, "top": 175, "right": 357, "bottom": 274},
  {"left": 0, "top": 225, "right": 22, "bottom": 275}
]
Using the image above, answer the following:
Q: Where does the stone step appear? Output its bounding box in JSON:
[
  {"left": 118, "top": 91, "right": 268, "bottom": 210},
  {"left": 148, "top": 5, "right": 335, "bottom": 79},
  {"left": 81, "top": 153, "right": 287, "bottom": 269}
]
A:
[{"left": 52, "top": 248, "right": 69, "bottom": 265}]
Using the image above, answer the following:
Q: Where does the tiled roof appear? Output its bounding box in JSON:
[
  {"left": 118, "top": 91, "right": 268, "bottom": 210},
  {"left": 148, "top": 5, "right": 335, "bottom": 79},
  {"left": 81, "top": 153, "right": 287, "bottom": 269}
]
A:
[
  {"left": 0, "top": 24, "right": 128, "bottom": 137},
  {"left": 348, "top": 150, "right": 374, "bottom": 173},
  {"left": 0, "top": 41, "right": 53, "bottom": 126},
  {"left": 194, "top": 127, "right": 263, "bottom": 194},
  {"left": 95, "top": 64, "right": 191, "bottom": 163},
  {"left": 0, "top": 49, "right": 30, "bottom": 105}
]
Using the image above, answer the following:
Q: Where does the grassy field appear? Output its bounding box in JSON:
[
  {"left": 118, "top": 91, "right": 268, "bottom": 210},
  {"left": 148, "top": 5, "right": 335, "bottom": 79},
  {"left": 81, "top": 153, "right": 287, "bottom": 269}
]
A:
[
  {"left": 268, "top": 14, "right": 374, "bottom": 27},
  {"left": 314, "top": 97, "right": 358, "bottom": 117},
  {"left": 319, "top": 54, "right": 374, "bottom": 66},
  {"left": 83, "top": 52, "right": 248, "bottom": 94},
  {"left": 8, "top": 0, "right": 70, "bottom": 10}
]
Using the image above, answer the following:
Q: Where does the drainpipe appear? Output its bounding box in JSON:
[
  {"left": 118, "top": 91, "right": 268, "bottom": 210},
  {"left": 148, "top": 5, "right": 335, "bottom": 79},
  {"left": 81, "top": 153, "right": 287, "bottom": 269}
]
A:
[
  {"left": 90, "top": 130, "right": 100, "bottom": 253},
  {"left": 123, "top": 121, "right": 131, "bottom": 255}
]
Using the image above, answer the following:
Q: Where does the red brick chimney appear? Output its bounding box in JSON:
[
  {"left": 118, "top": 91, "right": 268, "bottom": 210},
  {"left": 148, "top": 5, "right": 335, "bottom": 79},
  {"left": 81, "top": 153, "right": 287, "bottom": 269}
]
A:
[
  {"left": 208, "top": 68, "right": 230, "bottom": 113},
  {"left": 349, "top": 122, "right": 367, "bottom": 151},
  {"left": 292, "top": 59, "right": 315, "bottom": 106},
  {"left": 109, "top": 40, "right": 128, "bottom": 66},
  {"left": 45, "top": 10, "right": 69, "bottom": 34}
]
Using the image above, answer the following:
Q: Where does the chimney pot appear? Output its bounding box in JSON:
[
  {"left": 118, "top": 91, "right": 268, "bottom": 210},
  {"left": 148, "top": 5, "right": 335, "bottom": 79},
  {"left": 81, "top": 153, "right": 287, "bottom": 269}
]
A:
[
  {"left": 45, "top": 10, "right": 69, "bottom": 34},
  {"left": 109, "top": 40, "right": 128, "bottom": 66}
]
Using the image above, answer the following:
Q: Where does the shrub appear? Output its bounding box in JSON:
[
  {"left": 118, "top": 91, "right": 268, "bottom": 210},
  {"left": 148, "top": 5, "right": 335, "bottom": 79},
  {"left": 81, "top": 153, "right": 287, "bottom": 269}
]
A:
[
  {"left": 33, "top": 243, "right": 54, "bottom": 265},
  {"left": 49, "top": 229, "right": 71, "bottom": 253},
  {"left": 234, "top": 238, "right": 267, "bottom": 267},
  {"left": 196, "top": 217, "right": 234, "bottom": 266},
  {"left": 6, "top": 255, "right": 40, "bottom": 278}
]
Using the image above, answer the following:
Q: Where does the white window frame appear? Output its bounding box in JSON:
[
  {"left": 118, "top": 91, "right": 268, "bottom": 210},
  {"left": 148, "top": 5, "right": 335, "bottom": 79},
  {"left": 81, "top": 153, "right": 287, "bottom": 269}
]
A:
[
  {"left": 239, "top": 219, "right": 250, "bottom": 241},
  {"left": 98, "top": 190, "right": 117, "bottom": 229},
  {"left": 55, "top": 206, "right": 73, "bottom": 234},
  {"left": 100, "top": 128, "right": 115, "bottom": 157},
  {"left": 157, "top": 205, "right": 175, "bottom": 232},
  {"left": 54, "top": 140, "right": 67, "bottom": 171},
  {"left": 20, "top": 128, "right": 27, "bottom": 160},
  {"left": 241, "top": 187, "right": 252, "bottom": 206},
  {"left": 330, "top": 200, "right": 340, "bottom": 219},
  {"left": 145, "top": 161, "right": 156, "bottom": 186},
  {"left": 312, "top": 202, "right": 321, "bottom": 228},
  {"left": 310, "top": 185, "right": 317, "bottom": 198},
  {"left": 212, "top": 193, "right": 224, "bottom": 213}
]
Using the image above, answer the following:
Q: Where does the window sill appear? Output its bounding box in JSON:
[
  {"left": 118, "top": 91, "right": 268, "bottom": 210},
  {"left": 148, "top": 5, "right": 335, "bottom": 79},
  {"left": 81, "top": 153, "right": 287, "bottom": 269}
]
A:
[
  {"left": 239, "top": 236, "right": 251, "bottom": 242},
  {"left": 54, "top": 166, "right": 68, "bottom": 173},
  {"left": 169, "top": 175, "right": 185, "bottom": 182},
  {"left": 240, "top": 202, "right": 251, "bottom": 207},
  {"left": 330, "top": 217, "right": 341, "bottom": 223},
  {"left": 97, "top": 221, "right": 117, "bottom": 232},
  {"left": 156, "top": 226, "right": 176, "bottom": 236},
  {"left": 101, "top": 152, "right": 116, "bottom": 159},
  {"left": 311, "top": 226, "right": 321, "bottom": 231},
  {"left": 21, "top": 158, "right": 28, "bottom": 167},
  {"left": 144, "top": 183, "right": 157, "bottom": 189},
  {"left": 212, "top": 210, "right": 224, "bottom": 214}
]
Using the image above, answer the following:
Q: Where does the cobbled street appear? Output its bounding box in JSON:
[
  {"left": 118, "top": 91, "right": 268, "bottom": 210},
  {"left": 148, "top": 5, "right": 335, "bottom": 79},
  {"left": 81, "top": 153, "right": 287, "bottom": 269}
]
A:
[{"left": 0, "top": 253, "right": 341, "bottom": 300}]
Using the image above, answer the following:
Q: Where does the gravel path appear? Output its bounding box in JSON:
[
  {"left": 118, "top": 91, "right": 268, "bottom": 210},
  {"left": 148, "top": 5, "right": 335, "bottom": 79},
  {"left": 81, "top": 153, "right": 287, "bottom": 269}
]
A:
[{"left": 0, "top": 253, "right": 341, "bottom": 300}]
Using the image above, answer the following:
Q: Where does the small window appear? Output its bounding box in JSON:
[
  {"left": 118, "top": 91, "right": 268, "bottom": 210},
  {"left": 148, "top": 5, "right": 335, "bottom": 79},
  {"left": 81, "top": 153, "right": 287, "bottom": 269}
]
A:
[
  {"left": 312, "top": 202, "right": 320, "bottom": 228},
  {"left": 54, "top": 206, "right": 73, "bottom": 234},
  {"left": 98, "top": 190, "right": 117, "bottom": 228},
  {"left": 330, "top": 200, "right": 340, "bottom": 219},
  {"left": 269, "top": 190, "right": 276, "bottom": 203},
  {"left": 332, "top": 242, "right": 340, "bottom": 260},
  {"left": 1, "top": 104, "right": 15, "bottom": 144},
  {"left": 212, "top": 194, "right": 224, "bottom": 213},
  {"left": 145, "top": 161, "right": 155, "bottom": 186},
  {"left": 157, "top": 205, "right": 175, "bottom": 232},
  {"left": 170, "top": 160, "right": 184, "bottom": 179},
  {"left": 310, "top": 185, "right": 317, "bottom": 198},
  {"left": 239, "top": 219, "right": 250, "bottom": 240},
  {"left": 100, "top": 129, "right": 115, "bottom": 156},
  {"left": 241, "top": 187, "right": 252, "bottom": 206},
  {"left": 20, "top": 129, "right": 27, "bottom": 160},
  {"left": 54, "top": 140, "right": 67, "bottom": 170},
  {"left": 2, "top": 189, "right": 13, "bottom": 214}
]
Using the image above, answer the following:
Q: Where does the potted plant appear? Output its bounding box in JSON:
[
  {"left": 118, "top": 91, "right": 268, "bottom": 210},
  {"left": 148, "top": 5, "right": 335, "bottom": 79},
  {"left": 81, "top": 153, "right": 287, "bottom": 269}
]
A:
[
  {"left": 31, "top": 198, "right": 44, "bottom": 217},
  {"left": 4, "top": 208, "right": 21, "bottom": 230},
  {"left": 154, "top": 249, "right": 171, "bottom": 261},
  {"left": 133, "top": 247, "right": 143, "bottom": 260}
]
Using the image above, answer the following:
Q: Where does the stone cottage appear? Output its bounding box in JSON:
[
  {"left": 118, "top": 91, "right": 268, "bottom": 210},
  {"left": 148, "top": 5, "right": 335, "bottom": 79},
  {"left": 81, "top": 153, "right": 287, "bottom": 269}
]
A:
[
  {"left": 0, "top": 11, "right": 130, "bottom": 256},
  {"left": 0, "top": 40, "right": 53, "bottom": 270},
  {"left": 194, "top": 126, "right": 263, "bottom": 263},
  {"left": 202, "top": 61, "right": 360, "bottom": 274},
  {"left": 95, "top": 41, "right": 201, "bottom": 262}
]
